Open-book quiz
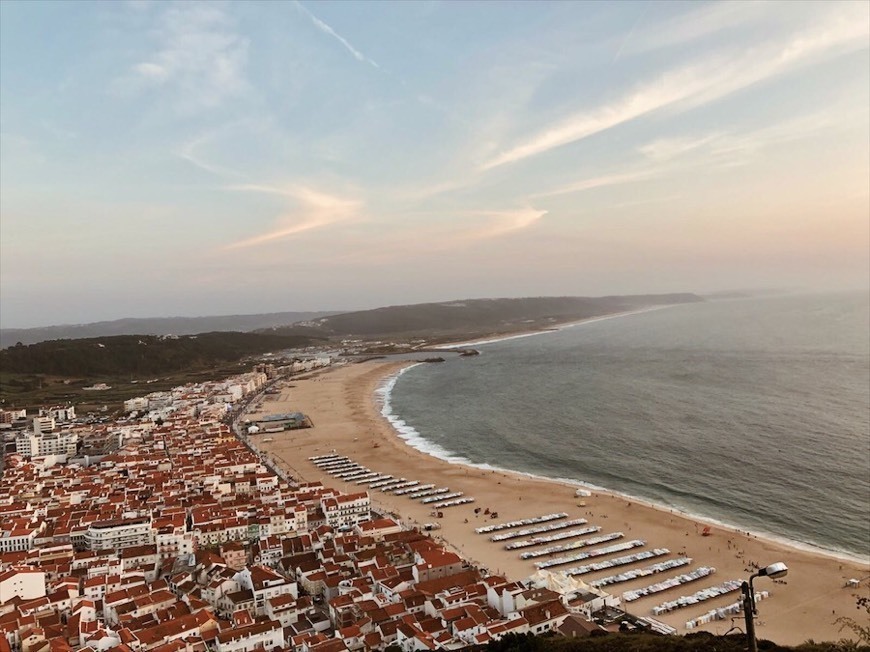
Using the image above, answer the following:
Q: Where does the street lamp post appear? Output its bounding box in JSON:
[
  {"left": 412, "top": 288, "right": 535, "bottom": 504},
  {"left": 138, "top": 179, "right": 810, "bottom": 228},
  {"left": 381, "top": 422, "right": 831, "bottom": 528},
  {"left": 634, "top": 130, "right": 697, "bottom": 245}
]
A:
[{"left": 742, "top": 562, "right": 788, "bottom": 652}]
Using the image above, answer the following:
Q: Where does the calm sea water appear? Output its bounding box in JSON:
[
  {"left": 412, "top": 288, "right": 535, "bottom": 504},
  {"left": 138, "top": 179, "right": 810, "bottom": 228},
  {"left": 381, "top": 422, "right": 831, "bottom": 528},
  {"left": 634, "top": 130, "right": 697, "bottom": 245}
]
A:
[{"left": 385, "top": 293, "right": 870, "bottom": 559}]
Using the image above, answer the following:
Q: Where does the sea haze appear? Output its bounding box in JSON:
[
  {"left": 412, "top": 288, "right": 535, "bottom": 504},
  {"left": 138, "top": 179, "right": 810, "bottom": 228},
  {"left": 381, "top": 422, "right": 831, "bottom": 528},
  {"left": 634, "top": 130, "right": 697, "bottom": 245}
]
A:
[{"left": 385, "top": 293, "right": 870, "bottom": 559}]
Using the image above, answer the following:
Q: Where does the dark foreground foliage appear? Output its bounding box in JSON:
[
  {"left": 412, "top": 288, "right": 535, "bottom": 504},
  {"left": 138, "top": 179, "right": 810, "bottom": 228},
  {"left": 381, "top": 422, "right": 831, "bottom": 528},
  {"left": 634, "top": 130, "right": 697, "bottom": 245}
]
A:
[{"left": 480, "top": 632, "right": 869, "bottom": 652}]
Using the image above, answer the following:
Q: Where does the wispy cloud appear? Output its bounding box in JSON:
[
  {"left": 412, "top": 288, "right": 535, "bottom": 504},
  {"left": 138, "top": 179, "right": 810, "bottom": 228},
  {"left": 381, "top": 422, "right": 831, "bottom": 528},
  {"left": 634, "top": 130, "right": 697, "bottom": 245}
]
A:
[
  {"left": 533, "top": 106, "right": 845, "bottom": 199},
  {"left": 532, "top": 170, "right": 657, "bottom": 199},
  {"left": 535, "top": 105, "right": 846, "bottom": 201},
  {"left": 395, "top": 177, "right": 477, "bottom": 203},
  {"left": 481, "top": 8, "right": 869, "bottom": 170},
  {"left": 464, "top": 207, "right": 548, "bottom": 240},
  {"left": 609, "top": 194, "right": 684, "bottom": 210},
  {"left": 637, "top": 134, "right": 722, "bottom": 162},
  {"left": 611, "top": 2, "right": 652, "bottom": 64},
  {"left": 312, "top": 205, "right": 550, "bottom": 265},
  {"left": 176, "top": 131, "right": 245, "bottom": 179},
  {"left": 121, "top": 4, "right": 249, "bottom": 112},
  {"left": 620, "top": 2, "right": 766, "bottom": 57},
  {"left": 223, "top": 184, "right": 361, "bottom": 249},
  {"left": 294, "top": 1, "right": 379, "bottom": 69},
  {"left": 637, "top": 108, "right": 846, "bottom": 168}
]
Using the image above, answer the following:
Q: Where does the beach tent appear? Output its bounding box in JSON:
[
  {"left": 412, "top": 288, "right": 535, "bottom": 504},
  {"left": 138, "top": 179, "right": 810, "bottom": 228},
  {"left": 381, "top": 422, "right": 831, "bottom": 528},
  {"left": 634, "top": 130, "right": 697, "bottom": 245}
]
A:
[{"left": 527, "top": 570, "right": 603, "bottom": 596}]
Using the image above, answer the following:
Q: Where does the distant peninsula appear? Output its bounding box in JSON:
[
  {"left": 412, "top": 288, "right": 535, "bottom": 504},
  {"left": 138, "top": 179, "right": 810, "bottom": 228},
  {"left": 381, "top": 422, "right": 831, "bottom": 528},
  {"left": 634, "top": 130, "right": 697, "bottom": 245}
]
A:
[
  {"left": 0, "top": 293, "right": 702, "bottom": 410},
  {"left": 260, "top": 293, "right": 703, "bottom": 343},
  {"left": 0, "top": 310, "right": 338, "bottom": 348}
]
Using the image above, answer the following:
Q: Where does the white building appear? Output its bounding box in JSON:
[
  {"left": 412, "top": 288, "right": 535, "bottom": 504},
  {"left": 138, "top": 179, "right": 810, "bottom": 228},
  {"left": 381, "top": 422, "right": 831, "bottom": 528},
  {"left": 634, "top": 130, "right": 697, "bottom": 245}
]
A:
[
  {"left": 155, "top": 530, "right": 195, "bottom": 560},
  {"left": 0, "top": 522, "right": 43, "bottom": 553},
  {"left": 85, "top": 516, "right": 154, "bottom": 551},
  {"left": 16, "top": 431, "right": 79, "bottom": 458},
  {"left": 234, "top": 566, "right": 297, "bottom": 616},
  {"left": 320, "top": 492, "right": 371, "bottom": 528},
  {"left": 191, "top": 517, "right": 249, "bottom": 548},
  {"left": 124, "top": 397, "right": 149, "bottom": 412},
  {"left": 7, "top": 409, "right": 27, "bottom": 420},
  {"left": 42, "top": 406, "right": 76, "bottom": 422},
  {"left": 31, "top": 415, "right": 56, "bottom": 434},
  {"left": 0, "top": 569, "right": 46, "bottom": 602},
  {"left": 355, "top": 517, "right": 403, "bottom": 540},
  {"left": 226, "top": 385, "right": 245, "bottom": 401},
  {"left": 214, "top": 620, "right": 283, "bottom": 652}
]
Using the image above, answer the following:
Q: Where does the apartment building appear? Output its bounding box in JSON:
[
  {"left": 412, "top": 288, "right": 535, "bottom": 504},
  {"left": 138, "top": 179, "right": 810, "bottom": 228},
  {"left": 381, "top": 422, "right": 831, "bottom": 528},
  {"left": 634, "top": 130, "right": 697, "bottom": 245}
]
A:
[
  {"left": 15, "top": 431, "right": 79, "bottom": 458},
  {"left": 320, "top": 492, "right": 371, "bottom": 528},
  {"left": 0, "top": 568, "right": 46, "bottom": 602},
  {"left": 85, "top": 516, "right": 154, "bottom": 551}
]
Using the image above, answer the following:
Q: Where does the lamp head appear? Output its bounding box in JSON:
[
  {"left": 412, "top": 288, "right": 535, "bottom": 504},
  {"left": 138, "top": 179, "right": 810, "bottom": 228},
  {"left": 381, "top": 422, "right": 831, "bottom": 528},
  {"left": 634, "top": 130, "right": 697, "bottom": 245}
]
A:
[{"left": 759, "top": 562, "right": 788, "bottom": 579}]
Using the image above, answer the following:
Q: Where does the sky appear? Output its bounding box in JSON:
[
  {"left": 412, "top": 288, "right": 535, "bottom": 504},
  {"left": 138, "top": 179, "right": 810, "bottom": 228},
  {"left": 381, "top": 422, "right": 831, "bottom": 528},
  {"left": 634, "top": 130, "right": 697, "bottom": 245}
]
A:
[{"left": 1, "top": 1, "right": 868, "bottom": 328}]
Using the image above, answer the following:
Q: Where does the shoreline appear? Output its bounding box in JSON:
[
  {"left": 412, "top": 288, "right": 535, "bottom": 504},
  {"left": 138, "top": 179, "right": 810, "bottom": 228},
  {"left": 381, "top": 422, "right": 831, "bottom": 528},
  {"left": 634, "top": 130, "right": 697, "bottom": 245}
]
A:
[
  {"left": 384, "top": 307, "right": 868, "bottom": 567},
  {"left": 433, "top": 305, "right": 675, "bottom": 350},
  {"left": 378, "top": 360, "right": 869, "bottom": 567},
  {"left": 255, "top": 360, "right": 869, "bottom": 642}
]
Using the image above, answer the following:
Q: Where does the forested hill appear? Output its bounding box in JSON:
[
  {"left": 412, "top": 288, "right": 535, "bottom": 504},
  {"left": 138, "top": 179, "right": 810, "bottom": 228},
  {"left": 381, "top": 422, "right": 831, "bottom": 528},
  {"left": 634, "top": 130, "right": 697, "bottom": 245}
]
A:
[
  {"left": 0, "top": 332, "right": 320, "bottom": 377},
  {"left": 0, "top": 311, "right": 337, "bottom": 348},
  {"left": 274, "top": 294, "right": 703, "bottom": 338}
]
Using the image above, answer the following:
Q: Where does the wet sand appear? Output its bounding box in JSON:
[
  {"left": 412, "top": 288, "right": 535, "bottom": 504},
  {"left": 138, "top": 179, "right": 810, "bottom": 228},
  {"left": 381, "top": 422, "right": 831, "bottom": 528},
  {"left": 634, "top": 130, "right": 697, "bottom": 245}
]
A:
[{"left": 254, "top": 360, "right": 869, "bottom": 643}]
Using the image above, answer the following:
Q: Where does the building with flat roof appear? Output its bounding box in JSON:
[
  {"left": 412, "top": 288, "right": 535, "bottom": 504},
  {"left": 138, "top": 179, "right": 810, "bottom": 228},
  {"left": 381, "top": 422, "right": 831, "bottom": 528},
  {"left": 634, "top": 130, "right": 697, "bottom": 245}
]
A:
[
  {"left": 253, "top": 413, "right": 309, "bottom": 432},
  {"left": 85, "top": 516, "right": 154, "bottom": 551},
  {"left": 15, "top": 431, "right": 79, "bottom": 458}
]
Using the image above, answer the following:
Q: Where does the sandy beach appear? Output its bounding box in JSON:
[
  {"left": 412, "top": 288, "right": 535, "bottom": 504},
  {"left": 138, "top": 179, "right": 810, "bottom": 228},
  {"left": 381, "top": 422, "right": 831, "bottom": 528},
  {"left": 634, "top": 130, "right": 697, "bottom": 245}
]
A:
[{"left": 253, "top": 360, "right": 869, "bottom": 643}]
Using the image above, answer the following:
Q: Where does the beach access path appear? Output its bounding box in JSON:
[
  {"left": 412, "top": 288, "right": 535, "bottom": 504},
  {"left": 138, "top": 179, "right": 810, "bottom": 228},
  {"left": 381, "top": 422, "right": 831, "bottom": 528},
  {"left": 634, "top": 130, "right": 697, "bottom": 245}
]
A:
[{"left": 253, "top": 360, "right": 869, "bottom": 643}]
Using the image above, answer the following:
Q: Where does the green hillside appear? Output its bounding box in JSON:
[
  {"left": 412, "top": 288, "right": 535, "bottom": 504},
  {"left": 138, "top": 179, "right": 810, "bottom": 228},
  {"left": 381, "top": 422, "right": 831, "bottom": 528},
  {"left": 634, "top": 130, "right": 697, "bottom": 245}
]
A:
[
  {"left": 0, "top": 331, "right": 319, "bottom": 377},
  {"left": 0, "top": 331, "right": 324, "bottom": 410},
  {"left": 0, "top": 310, "right": 339, "bottom": 348},
  {"left": 285, "top": 294, "right": 703, "bottom": 338}
]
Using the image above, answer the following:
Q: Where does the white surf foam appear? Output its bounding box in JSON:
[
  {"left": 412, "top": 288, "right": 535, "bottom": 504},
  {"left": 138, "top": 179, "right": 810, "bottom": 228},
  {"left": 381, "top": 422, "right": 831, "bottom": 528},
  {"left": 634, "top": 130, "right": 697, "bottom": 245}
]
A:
[
  {"left": 375, "top": 359, "right": 870, "bottom": 566},
  {"left": 376, "top": 364, "right": 472, "bottom": 464},
  {"left": 437, "top": 306, "right": 672, "bottom": 350}
]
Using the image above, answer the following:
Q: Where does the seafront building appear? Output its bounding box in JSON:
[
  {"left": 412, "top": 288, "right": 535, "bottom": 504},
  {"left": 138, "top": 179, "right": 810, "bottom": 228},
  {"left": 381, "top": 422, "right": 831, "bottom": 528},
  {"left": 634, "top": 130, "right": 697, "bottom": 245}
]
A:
[
  {"left": 0, "top": 364, "right": 655, "bottom": 651},
  {"left": 14, "top": 431, "right": 79, "bottom": 460}
]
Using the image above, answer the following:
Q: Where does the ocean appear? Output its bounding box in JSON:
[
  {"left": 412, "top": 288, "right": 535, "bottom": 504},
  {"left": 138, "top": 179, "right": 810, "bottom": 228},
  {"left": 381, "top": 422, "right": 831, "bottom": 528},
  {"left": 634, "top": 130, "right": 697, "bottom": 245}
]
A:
[{"left": 381, "top": 292, "right": 870, "bottom": 561}]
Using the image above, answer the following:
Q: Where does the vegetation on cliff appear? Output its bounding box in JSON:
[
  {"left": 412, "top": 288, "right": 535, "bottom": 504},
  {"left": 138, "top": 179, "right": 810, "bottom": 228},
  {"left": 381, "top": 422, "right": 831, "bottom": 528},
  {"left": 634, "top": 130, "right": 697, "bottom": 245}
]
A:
[
  {"left": 0, "top": 332, "right": 319, "bottom": 377},
  {"left": 270, "top": 294, "right": 703, "bottom": 338}
]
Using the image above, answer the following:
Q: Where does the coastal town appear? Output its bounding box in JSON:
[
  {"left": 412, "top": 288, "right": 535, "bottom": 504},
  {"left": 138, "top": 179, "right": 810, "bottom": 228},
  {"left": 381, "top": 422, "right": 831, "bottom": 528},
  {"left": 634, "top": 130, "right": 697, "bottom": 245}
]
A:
[
  {"left": 0, "top": 352, "right": 866, "bottom": 650},
  {"left": 3, "top": 0, "right": 869, "bottom": 647},
  {"left": 0, "top": 355, "right": 669, "bottom": 652}
]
